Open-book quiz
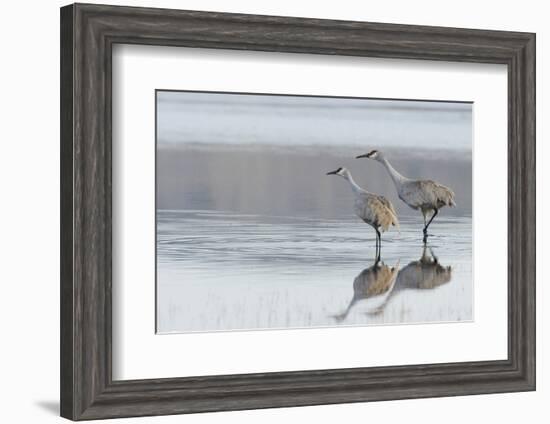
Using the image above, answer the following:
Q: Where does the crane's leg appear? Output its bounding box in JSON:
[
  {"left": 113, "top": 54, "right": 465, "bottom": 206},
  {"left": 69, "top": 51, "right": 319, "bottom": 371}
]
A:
[
  {"left": 375, "top": 229, "right": 382, "bottom": 263},
  {"left": 374, "top": 228, "right": 380, "bottom": 263},
  {"left": 423, "top": 208, "right": 439, "bottom": 243},
  {"left": 421, "top": 210, "right": 428, "bottom": 243}
]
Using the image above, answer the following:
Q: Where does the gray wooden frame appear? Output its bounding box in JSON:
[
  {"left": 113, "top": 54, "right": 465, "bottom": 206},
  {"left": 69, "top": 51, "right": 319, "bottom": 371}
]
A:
[{"left": 60, "top": 3, "right": 536, "bottom": 421}]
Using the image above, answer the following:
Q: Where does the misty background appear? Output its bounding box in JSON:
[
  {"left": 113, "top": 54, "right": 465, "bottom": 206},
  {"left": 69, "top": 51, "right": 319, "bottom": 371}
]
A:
[{"left": 156, "top": 91, "right": 472, "bottom": 218}]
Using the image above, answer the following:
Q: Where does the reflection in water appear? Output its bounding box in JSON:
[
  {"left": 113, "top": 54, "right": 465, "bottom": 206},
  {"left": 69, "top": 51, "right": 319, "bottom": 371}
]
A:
[
  {"left": 395, "top": 245, "right": 452, "bottom": 290},
  {"left": 334, "top": 245, "right": 452, "bottom": 322},
  {"left": 334, "top": 262, "right": 399, "bottom": 321}
]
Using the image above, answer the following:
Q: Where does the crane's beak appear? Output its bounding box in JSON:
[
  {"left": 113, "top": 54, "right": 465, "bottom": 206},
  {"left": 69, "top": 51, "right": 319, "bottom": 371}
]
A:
[
  {"left": 356, "top": 153, "right": 370, "bottom": 159},
  {"left": 326, "top": 169, "right": 339, "bottom": 175}
]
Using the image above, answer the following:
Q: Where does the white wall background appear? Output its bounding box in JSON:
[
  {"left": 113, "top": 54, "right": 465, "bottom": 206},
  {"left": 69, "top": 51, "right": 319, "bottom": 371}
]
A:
[{"left": 0, "top": 0, "right": 545, "bottom": 422}]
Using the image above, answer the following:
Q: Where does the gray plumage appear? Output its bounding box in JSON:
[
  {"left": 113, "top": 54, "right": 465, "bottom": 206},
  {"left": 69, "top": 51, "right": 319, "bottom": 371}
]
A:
[
  {"left": 354, "top": 192, "right": 399, "bottom": 233},
  {"left": 357, "top": 150, "right": 455, "bottom": 242},
  {"left": 398, "top": 179, "right": 456, "bottom": 212},
  {"left": 327, "top": 167, "right": 398, "bottom": 259}
]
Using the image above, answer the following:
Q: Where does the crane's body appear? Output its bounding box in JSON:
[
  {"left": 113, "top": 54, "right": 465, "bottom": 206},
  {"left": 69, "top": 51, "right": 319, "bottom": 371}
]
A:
[
  {"left": 356, "top": 150, "right": 455, "bottom": 242},
  {"left": 327, "top": 167, "right": 399, "bottom": 260}
]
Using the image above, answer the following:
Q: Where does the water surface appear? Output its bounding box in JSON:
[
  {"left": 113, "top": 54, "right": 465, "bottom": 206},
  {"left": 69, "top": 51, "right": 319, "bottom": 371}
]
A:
[{"left": 157, "top": 210, "right": 472, "bottom": 333}]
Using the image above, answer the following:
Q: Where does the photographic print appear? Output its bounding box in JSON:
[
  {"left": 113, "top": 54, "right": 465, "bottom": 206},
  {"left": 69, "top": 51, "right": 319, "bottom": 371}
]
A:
[{"left": 156, "top": 90, "right": 472, "bottom": 334}]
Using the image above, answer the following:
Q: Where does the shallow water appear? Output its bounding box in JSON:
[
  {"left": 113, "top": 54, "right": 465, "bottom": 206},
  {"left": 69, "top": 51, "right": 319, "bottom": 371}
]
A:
[{"left": 157, "top": 210, "right": 472, "bottom": 333}]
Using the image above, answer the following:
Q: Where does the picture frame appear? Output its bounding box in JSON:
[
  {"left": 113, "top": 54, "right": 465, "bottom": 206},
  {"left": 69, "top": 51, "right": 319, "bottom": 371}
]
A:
[{"left": 60, "top": 3, "right": 535, "bottom": 421}]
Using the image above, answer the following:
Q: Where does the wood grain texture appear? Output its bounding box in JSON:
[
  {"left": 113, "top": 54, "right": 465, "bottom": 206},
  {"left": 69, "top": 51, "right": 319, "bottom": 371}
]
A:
[
  {"left": 60, "top": 3, "right": 536, "bottom": 420},
  {"left": 60, "top": 4, "right": 74, "bottom": 419}
]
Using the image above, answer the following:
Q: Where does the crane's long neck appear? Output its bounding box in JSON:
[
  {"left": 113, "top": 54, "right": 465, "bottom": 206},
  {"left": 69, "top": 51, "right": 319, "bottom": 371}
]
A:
[
  {"left": 345, "top": 173, "right": 364, "bottom": 195},
  {"left": 380, "top": 157, "right": 407, "bottom": 188}
]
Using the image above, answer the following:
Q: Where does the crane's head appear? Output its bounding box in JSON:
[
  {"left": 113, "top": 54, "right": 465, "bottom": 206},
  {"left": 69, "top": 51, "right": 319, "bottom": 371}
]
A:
[
  {"left": 356, "top": 150, "right": 381, "bottom": 161},
  {"left": 326, "top": 167, "right": 349, "bottom": 179}
]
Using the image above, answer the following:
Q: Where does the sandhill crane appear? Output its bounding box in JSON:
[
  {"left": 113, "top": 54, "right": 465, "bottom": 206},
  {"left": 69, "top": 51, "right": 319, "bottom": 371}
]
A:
[
  {"left": 356, "top": 150, "right": 456, "bottom": 243},
  {"left": 334, "top": 261, "right": 399, "bottom": 322},
  {"left": 326, "top": 167, "right": 399, "bottom": 261}
]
